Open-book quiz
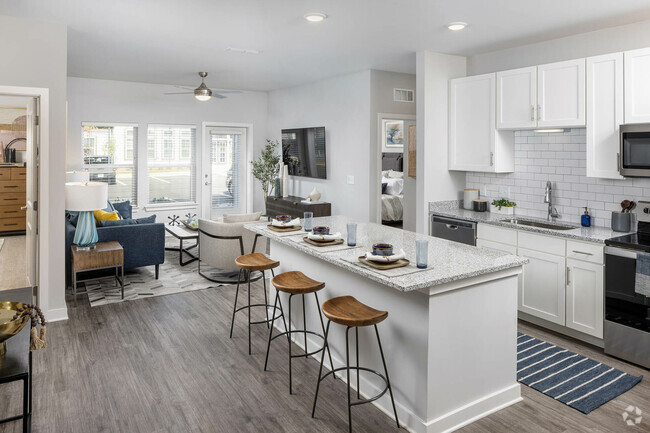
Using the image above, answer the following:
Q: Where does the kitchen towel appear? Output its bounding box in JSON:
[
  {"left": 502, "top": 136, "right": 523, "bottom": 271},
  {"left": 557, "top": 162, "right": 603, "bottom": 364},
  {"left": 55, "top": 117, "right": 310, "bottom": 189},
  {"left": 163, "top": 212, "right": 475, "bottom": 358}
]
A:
[{"left": 635, "top": 252, "right": 650, "bottom": 297}]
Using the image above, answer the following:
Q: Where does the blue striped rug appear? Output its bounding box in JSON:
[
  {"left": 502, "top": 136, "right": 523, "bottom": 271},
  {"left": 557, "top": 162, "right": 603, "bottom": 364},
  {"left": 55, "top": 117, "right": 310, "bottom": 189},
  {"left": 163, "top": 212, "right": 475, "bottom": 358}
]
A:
[{"left": 517, "top": 332, "right": 643, "bottom": 414}]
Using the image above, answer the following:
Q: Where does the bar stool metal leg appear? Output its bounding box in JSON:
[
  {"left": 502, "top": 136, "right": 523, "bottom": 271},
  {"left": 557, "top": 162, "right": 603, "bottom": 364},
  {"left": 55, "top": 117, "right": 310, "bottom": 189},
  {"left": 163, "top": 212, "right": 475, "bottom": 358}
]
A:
[
  {"left": 314, "top": 292, "right": 335, "bottom": 374},
  {"left": 247, "top": 270, "right": 252, "bottom": 355},
  {"left": 229, "top": 269, "right": 243, "bottom": 339},
  {"left": 262, "top": 270, "right": 270, "bottom": 328},
  {"left": 356, "top": 327, "right": 360, "bottom": 399},
  {"left": 288, "top": 293, "right": 294, "bottom": 394},
  {"left": 264, "top": 290, "right": 281, "bottom": 371},
  {"left": 346, "top": 326, "right": 353, "bottom": 433},
  {"left": 311, "top": 320, "right": 331, "bottom": 418},
  {"left": 375, "top": 324, "right": 400, "bottom": 429}
]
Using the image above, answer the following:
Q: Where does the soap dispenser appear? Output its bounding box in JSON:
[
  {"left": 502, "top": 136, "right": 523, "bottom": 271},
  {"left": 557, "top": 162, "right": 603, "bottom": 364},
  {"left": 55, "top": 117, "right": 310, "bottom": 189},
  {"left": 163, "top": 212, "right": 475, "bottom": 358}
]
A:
[{"left": 581, "top": 207, "right": 591, "bottom": 227}]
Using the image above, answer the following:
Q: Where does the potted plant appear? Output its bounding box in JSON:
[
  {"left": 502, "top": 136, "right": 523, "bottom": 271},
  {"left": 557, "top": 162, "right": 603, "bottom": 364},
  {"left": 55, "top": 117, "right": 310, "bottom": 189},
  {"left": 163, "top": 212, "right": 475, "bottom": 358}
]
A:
[
  {"left": 490, "top": 198, "right": 516, "bottom": 215},
  {"left": 251, "top": 139, "right": 281, "bottom": 215}
]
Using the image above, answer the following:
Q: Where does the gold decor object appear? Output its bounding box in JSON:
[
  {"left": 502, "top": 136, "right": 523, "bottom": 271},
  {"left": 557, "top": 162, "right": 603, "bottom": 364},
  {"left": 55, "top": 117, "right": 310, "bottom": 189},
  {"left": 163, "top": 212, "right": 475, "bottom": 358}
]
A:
[{"left": 0, "top": 302, "right": 31, "bottom": 356}]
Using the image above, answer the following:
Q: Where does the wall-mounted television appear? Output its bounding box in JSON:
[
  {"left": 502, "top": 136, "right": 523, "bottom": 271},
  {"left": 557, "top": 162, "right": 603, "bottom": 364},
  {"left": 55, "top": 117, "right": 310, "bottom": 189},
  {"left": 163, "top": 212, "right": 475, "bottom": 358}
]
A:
[{"left": 281, "top": 127, "right": 327, "bottom": 179}]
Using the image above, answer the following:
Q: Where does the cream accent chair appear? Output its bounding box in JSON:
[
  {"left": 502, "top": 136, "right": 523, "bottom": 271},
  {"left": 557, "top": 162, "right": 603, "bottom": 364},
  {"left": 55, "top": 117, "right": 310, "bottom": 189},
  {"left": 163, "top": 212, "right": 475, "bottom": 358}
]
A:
[{"left": 198, "top": 212, "right": 267, "bottom": 283}]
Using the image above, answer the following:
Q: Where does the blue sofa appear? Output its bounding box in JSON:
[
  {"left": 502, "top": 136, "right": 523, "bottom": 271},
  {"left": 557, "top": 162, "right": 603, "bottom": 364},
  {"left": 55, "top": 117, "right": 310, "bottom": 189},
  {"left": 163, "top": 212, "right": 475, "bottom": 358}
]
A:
[{"left": 65, "top": 206, "right": 165, "bottom": 287}]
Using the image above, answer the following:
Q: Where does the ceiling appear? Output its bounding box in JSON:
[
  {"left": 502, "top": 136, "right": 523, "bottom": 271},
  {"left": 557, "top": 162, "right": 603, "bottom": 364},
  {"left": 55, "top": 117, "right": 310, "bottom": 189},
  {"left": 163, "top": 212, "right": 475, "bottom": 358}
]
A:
[{"left": 2, "top": 0, "right": 650, "bottom": 91}]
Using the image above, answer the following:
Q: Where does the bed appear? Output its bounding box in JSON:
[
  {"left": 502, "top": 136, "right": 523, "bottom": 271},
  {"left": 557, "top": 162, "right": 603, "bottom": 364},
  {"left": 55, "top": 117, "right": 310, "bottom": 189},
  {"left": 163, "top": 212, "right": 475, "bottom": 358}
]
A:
[{"left": 381, "top": 153, "right": 404, "bottom": 223}]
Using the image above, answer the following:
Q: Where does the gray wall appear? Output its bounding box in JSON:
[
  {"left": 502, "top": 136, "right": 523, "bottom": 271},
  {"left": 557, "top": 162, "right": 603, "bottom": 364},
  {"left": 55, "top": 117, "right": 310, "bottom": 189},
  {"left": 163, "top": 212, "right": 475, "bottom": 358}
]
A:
[
  {"left": 0, "top": 14, "right": 67, "bottom": 319},
  {"left": 267, "top": 71, "right": 372, "bottom": 220},
  {"left": 468, "top": 18, "right": 650, "bottom": 75}
]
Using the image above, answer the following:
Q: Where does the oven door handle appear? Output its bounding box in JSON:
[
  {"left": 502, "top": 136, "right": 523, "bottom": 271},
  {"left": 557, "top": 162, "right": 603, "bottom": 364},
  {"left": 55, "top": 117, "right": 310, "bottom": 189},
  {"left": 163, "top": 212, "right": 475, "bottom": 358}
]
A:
[{"left": 605, "top": 246, "right": 643, "bottom": 259}]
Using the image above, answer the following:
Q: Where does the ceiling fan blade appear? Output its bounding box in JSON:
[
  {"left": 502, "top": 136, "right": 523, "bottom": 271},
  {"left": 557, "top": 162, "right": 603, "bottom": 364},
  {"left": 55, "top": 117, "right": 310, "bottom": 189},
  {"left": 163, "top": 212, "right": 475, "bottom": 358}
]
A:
[
  {"left": 174, "top": 85, "right": 196, "bottom": 91},
  {"left": 213, "top": 93, "right": 228, "bottom": 99},
  {"left": 164, "top": 92, "right": 194, "bottom": 95},
  {"left": 214, "top": 90, "right": 243, "bottom": 94}
]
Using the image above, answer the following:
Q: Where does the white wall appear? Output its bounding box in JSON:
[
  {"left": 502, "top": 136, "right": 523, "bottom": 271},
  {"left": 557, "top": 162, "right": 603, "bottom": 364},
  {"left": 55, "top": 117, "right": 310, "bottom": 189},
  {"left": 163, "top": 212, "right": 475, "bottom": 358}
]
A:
[
  {"left": 468, "top": 18, "right": 650, "bottom": 75},
  {"left": 0, "top": 14, "right": 67, "bottom": 321},
  {"left": 267, "top": 71, "right": 372, "bottom": 220},
  {"left": 66, "top": 77, "right": 269, "bottom": 220},
  {"left": 416, "top": 51, "right": 467, "bottom": 234}
]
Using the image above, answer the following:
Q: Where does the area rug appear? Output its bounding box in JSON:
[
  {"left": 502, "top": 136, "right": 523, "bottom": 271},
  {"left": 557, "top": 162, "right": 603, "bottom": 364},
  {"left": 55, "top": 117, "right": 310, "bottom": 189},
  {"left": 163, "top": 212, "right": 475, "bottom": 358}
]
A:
[
  {"left": 517, "top": 332, "right": 643, "bottom": 414},
  {"left": 85, "top": 239, "right": 224, "bottom": 307}
]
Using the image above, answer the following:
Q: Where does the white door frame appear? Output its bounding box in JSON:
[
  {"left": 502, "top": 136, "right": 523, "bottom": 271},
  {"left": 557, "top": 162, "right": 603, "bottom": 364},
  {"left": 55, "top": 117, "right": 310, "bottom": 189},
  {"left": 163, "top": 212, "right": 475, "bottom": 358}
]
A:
[
  {"left": 200, "top": 122, "right": 253, "bottom": 219},
  {"left": 0, "top": 85, "right": 50, "bottom": 316},
  {"left": 374, "top": 113, "right": 416, "bottom": 224}
]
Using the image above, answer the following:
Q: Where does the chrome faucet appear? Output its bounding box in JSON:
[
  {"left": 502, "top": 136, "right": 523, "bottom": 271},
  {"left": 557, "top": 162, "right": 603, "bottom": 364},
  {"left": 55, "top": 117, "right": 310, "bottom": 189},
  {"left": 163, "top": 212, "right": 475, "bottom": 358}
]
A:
[{"left": 544, "top": 181, "right": 560, "bottom": 221}]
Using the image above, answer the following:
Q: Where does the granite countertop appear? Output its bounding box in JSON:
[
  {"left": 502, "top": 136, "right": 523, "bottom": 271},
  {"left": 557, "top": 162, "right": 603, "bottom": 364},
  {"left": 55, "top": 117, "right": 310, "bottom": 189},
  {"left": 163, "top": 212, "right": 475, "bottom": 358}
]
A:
[
  {"left": 429, "top": 201, "right": 632, "bottom": 243},
  {"left": 245, "top": 215, "right": 527, "bottom": 293}
]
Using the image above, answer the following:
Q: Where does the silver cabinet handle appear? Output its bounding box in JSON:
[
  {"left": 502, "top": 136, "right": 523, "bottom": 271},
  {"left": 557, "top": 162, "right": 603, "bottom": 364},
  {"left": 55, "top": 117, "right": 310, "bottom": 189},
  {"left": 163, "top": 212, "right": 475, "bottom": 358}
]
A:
[
  {"left": 572, "top": 250, "right": 593, "bottom": 256},
  {"left": 490, "top": 152, "right": 494, "bottom": 166},
  {"left": 445, "top": 224, "right": 459, "bottom": 230},
  {"left": 530, "top": 105, "right": 535, "bottom": 121},
  {"left": 537, "top": 104, "right": 541, "bottom": 121},
  {"left": 566, "top": 267, "right": 571, "bottom": 285}
]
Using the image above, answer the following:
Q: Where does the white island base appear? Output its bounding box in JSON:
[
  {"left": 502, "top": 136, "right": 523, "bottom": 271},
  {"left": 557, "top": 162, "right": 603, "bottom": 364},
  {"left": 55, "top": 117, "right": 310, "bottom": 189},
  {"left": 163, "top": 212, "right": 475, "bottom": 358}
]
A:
[{"left": 269, "top": 242, "right": 522, "bottom": 433}]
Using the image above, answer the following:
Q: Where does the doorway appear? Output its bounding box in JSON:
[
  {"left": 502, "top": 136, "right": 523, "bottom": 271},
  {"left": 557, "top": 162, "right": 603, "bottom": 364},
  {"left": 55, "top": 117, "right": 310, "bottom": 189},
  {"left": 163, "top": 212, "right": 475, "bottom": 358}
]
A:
[
  {"left": 0, "top": 94, "right": 39, "bottom": 292},
  {"left": 201, "top": 125, "right": 249, "bottom": 219}
]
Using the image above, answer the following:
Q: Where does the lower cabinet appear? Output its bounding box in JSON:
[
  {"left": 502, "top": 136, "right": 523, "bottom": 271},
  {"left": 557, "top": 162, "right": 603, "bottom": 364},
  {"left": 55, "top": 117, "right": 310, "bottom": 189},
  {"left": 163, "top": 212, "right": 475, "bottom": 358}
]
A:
[
  {"left": 518, "top": 247, "right": 566, "bottom": 326},
  {"left": 566, "top": 258, "right": 604, "bottom": 338}
]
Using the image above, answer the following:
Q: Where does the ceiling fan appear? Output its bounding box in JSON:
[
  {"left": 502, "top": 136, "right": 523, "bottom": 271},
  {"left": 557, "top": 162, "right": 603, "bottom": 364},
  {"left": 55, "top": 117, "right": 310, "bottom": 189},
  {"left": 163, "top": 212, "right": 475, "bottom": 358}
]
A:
[{"left": 164, "top": 72, "right": 242, "bottom": 101}]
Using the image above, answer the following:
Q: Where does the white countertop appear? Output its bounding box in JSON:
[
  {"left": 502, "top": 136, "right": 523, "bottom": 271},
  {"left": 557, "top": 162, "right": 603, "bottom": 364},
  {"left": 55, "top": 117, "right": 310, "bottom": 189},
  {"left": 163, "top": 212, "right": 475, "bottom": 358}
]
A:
[
  {"left": 429, "top": 201, "right": 632, "bottom": 243},
  {"left": 245, "top": 215, "right": 527, "bottom": 292}
]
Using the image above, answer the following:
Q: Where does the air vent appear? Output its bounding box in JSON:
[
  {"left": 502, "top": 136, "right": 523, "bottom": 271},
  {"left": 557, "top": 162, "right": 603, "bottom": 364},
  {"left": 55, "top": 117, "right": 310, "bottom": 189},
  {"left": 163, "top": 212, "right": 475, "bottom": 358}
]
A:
[{"left": 393, "top": 88, "right": 414, "bottom": 103}]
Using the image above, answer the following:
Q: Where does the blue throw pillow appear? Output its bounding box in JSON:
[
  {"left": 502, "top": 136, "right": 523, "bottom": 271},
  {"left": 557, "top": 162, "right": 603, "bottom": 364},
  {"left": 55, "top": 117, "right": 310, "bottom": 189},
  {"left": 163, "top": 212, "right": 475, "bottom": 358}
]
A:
[
  {"left": 382, "top": 182, "right": 388, "bottom": 194},
  {"left": 111, "top": 200, "right": 132, "bottom": 219},
  {"left": 136, "top": 215, "right": 156, "bottom": 224}
]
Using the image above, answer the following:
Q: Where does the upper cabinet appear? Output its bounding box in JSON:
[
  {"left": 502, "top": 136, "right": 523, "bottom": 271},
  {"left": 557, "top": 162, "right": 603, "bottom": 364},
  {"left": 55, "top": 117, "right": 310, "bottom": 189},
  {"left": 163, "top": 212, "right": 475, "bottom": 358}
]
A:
[
  {"left": 586, "top": 53, "right": 624, "bottom": 180},
  {"left": 537, "top": 59, "right": 586, "bottom": 128},
  {"left": 624, "top": 47, "right": 650, "bottom": 124},
  {"left": 449, "top": 74, "right": 514, "bottom": 173},
  {"left": 497, "top": 67, "right": 537, "bottom": 129}
]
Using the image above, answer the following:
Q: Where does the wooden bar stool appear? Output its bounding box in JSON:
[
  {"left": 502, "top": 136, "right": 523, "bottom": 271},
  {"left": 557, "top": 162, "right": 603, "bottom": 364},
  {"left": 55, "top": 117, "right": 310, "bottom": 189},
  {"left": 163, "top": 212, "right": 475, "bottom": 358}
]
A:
[
  {"left": 312, "top": 296, "right": 399, "bottom": 433},
  {"left": 264, "top": 271, "right": 335, "bottom": 394},
  {"left": 230, "top": 253, "right": 282, "bottom": 355}
]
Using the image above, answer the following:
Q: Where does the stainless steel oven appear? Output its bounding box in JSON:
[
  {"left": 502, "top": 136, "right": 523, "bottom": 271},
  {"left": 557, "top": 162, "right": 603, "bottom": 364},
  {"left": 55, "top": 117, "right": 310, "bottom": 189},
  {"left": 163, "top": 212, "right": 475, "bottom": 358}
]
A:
[{"left": 620, "top": 123, "right": 650, "bottom": 177}]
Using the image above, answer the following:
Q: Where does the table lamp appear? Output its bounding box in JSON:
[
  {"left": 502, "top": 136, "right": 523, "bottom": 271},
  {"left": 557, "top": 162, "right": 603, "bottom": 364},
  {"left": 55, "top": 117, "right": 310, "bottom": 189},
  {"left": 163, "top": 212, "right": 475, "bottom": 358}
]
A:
[{"left": 65, "top": 181, "right": 108, "bottom": 250}]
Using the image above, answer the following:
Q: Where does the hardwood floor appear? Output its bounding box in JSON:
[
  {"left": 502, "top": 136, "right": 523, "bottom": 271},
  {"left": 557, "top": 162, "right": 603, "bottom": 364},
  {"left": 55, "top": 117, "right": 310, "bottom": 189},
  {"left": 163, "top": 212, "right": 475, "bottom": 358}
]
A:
[{"left": 0, "top": 280, "right": 647, "bottom": 432}]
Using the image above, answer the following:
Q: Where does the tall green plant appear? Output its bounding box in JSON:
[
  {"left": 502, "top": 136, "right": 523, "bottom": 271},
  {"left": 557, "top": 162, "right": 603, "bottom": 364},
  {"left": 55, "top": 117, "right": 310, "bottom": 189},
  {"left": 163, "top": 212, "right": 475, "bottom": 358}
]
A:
[{"left": 251, "top": 139, "right": 281, "bottom": 203}]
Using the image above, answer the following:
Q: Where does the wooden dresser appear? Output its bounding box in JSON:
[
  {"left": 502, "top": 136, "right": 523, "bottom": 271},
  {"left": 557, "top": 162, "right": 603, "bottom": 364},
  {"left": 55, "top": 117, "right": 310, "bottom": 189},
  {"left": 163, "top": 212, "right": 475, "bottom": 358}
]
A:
[
  {"left": 266, "top": 195, "right": 331, "bottom": 220},
  {"left": 0, "top": 164, "right": 26, "bottom": 233}
]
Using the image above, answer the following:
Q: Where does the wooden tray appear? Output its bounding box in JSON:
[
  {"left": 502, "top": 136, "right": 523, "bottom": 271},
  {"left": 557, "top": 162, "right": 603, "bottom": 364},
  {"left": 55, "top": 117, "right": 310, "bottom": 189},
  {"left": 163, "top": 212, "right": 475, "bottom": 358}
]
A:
[
  {"left": 358, "top": 256, "right": 409, "bottom": 270},
  {"left": 267, "top": 224, "right": 302, "bottom": 233},
  {"left": 303, "top": 237, "right": 344, "bottom": 247},
  {"left": 181, "top": 220, "right": 199, "bottom": 231}
]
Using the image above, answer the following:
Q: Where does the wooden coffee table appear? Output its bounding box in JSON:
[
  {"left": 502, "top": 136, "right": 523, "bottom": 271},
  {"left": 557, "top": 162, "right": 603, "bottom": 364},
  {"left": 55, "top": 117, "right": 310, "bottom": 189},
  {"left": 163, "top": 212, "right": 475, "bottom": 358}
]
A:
[
  {"left": 71, "top": 241, "right": 125, "bottom": 299},
  {"left": 165, "top": 225, "right": 199, "bottom": 266}
]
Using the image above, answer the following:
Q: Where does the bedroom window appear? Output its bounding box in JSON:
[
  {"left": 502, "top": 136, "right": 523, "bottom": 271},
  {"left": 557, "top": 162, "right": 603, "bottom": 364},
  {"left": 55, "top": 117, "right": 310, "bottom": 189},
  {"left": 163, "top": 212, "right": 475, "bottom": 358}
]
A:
[
  {"left": 147, "top": 125, "right": 196, "bottom": 204},
  {"left": 81, "top": 122, "right": 138, "bottom": 204}
]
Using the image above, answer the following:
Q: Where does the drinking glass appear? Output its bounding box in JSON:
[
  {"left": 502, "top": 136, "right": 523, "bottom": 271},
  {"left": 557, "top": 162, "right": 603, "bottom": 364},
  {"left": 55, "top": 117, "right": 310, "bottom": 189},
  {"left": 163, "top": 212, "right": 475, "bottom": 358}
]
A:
[
  {"left": 416, "top": 239, "right": 428, "bottom": 269},
  {"left": 347, "top": 223, "right": 357, "bottom": 247},
  {"left": 304, "top": 212, "right": 313, "bottom": 232}
]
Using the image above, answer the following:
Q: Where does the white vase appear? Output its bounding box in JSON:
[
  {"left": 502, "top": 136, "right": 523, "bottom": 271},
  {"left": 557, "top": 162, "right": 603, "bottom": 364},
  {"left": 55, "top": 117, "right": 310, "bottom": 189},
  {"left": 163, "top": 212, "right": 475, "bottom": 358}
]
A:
[
  {"left": 282, "top": 164, "right": 289, "bottom": 197},
  {"left": 307, "top": 187, "right": 321, "bottom": 202}
]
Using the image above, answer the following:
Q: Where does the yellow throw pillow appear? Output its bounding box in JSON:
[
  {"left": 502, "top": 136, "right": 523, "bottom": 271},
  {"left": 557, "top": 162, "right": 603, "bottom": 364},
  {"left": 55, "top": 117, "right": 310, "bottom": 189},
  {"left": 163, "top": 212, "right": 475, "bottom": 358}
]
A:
[{"left": 93, "top": 210, "right": 120, "bottom": 226}]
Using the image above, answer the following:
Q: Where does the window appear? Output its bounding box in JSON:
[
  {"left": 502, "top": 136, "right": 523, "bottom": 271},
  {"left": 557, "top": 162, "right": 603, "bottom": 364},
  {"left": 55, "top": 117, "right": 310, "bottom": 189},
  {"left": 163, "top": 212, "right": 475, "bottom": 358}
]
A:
[
  {"left": 147, "top": 125, "right": 196, "bottom": 204},
  {"left": 81, "top": 123, "right": 138, "bottom": 204},
  {"left": 218, "top": 142, "right": 227, "bottom": 163}
]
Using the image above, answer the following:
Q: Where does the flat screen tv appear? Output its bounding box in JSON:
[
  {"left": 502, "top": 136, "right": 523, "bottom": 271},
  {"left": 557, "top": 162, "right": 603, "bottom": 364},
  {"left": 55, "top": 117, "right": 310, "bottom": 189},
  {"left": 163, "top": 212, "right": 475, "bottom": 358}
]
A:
[{"left": 281, "top": 127, "right": 327, "bottom": 179}]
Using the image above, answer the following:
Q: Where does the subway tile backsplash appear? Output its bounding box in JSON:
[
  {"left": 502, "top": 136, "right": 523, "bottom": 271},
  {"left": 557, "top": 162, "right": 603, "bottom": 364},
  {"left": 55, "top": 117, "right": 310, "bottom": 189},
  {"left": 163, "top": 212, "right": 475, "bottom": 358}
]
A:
[{"left": 465, "top": 128, "right": 648, "bottom": 228}]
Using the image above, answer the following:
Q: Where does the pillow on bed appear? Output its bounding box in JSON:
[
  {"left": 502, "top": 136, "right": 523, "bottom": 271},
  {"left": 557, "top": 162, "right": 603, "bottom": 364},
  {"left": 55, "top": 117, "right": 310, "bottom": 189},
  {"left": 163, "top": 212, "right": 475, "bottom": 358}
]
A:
[
  {"left": 381, "top": 170, "right": 390, "bottom": 178},
  {"left": 382, "top": 177, "right": 403, "bottom": 195},
  {"left": 387, "top": 170, "right": 403, "bottom": 179}
]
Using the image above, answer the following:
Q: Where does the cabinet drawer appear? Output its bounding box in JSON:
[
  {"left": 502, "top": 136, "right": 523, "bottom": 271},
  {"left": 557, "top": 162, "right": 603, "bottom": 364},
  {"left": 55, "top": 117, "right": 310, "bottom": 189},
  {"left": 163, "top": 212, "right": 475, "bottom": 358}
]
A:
[
  {"left": 567, "top": 240, "right": 604, "bottom": 265},
  {"left": 477, "top": 224, "right": 517, "bottom": 246},
  {"left": 0, "top": 205, "right": 25, "bottom": 218},
  {"left": 10, "top": 168, "right": 26, "bottom": 180},
  {"left": 0, "top": 181, "right": 26, "bottom": 193},
  {"left": 0, "top": 169, "right": 10, "bottom": 181},
  {"left": 477, "top": 238, "right": 517, "bottom": 255},
  {"left": 0, "top": 193, "right": 26, "bottom": 206},
  {"left": 0, "top": 217, "right": 25, "bottom": 231},
  {"left": 518, "top": 231, "right": 566, "bottom": 256}
]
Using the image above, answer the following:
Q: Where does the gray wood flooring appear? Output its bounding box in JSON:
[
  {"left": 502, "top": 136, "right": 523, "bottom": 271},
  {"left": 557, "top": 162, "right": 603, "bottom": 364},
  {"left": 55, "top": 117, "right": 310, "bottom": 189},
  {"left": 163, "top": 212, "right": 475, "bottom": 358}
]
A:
[{"left": 0, "top": 280, "right": 647, "bottom": 433}]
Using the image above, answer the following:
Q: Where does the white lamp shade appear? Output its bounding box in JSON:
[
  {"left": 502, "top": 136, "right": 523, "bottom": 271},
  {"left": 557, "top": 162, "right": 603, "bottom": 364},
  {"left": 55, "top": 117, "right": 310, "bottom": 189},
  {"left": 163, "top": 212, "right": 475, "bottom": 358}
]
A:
[{"left": 65, "top": 182, "right": 108, "bottom": 211}]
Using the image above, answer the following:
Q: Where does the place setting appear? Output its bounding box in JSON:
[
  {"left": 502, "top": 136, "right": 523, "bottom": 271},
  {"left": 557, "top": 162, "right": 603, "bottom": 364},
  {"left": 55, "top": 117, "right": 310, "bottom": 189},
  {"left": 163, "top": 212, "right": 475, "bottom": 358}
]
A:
[
  {"left": 266, "top": 214, "right": 304, "bottom": 236},
  {"left": 342, "top": 238, "right": 431, "bottom": 278},
  {"left": 290, "top": 215, "right": 360, "bottom": 252}
]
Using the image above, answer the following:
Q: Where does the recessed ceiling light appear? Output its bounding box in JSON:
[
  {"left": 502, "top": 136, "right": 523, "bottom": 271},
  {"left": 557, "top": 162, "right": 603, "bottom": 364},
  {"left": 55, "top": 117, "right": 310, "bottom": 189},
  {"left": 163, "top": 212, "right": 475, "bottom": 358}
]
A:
[
  {"left": 304, "top": 12, "right": 327, "bottom": 23},
  {"left": 447, "top": 22, "right": 467, "bottom": 31}
]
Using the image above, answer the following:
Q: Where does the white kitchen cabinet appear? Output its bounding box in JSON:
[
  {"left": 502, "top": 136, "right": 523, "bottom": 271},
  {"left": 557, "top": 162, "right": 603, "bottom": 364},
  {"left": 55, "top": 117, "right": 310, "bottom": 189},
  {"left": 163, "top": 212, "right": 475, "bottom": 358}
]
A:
[
  {"left": 449, "top": 74, "right": 515, "bottom": 172},
  {"left": 518, "top": 247, "right": 566, "bottom": 326},
  {"left": 497, "top": 67, "right": 537, "bottom": 129},
  {"left": 537, "top": 59, "right": 586, "bottom": 128},
  {"left": 624, "top": 47, "right": 650, "bottom": 123},
  {"left": 586, "top": 53, "right": 624, "bottom": 180},
  {"left": 566, "top": 258, "right": 604, "bottom": 339},
  {"left": 477, "top": 238, "right": 517, "bottom": 255}
]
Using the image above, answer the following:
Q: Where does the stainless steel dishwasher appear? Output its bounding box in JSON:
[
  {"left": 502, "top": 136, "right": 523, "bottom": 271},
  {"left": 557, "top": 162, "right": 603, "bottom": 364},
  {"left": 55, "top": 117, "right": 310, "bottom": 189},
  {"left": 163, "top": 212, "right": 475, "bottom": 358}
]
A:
[{"left": 430, "top": 215, "right": 477, "bottom": 246}]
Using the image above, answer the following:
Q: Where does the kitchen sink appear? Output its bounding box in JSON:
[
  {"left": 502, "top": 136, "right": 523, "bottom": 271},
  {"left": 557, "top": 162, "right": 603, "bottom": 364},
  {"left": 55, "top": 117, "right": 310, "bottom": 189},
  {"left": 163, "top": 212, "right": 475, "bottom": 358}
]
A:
[{"left": 500, "top": 218, "right": 577, "bottom": 231}]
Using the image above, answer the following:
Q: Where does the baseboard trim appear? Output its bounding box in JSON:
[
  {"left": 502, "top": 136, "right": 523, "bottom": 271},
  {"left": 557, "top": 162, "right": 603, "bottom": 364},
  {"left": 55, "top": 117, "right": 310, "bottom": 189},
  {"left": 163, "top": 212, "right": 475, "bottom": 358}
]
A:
[{"left": 46, "top": 307, "right": 68, "bottom": 322}]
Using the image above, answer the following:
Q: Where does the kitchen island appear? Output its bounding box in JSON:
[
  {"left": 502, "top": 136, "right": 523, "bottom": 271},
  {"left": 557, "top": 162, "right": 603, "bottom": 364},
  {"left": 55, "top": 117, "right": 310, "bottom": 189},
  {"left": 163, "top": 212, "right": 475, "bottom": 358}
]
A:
[{"left": 246, "top": 216, "right": 528, "bottom": 433}]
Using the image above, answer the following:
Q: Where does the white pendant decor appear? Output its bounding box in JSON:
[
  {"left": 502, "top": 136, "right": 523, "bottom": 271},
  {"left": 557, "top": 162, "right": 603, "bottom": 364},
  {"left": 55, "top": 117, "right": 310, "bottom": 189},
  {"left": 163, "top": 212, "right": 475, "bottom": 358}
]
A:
[
  {"left": 282, "top": 164, "right": 289, "bottom": 197},
  {"left": 306, "top": 187, "right": 321, "bottom": 202}
]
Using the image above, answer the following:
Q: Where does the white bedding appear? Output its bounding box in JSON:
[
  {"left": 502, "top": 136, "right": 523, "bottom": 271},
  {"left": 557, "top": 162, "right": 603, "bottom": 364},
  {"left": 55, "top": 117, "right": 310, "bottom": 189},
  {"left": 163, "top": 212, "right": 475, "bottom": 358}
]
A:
[{"left": 381, "top": 194, "right": 404, "bottom": 222}]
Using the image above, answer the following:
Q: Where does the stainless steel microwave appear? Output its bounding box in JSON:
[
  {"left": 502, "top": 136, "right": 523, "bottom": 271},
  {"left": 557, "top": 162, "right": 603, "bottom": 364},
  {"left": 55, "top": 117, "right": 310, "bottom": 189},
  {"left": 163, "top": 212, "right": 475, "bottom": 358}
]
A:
[{"left": 620, "top": 123, "right": 650, "bottom": 177}]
